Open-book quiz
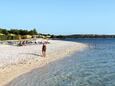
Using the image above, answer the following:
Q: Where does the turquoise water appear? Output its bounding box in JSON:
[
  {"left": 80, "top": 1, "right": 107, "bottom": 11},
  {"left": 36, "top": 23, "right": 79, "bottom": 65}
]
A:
[{"left": 7, "top": 39, "right": 115, "bottom": 86}]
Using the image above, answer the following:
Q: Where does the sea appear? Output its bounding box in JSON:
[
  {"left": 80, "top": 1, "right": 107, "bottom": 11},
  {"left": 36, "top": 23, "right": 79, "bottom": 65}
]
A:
[{"left": 7, "top": 38, "right": 115, "bottom": 86}]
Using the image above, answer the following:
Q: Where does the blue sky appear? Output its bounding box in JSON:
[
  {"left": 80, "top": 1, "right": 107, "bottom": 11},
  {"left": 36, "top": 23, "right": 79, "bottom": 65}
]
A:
[{"left": 0, "top": 0, "right": 115, "bottom": 35}]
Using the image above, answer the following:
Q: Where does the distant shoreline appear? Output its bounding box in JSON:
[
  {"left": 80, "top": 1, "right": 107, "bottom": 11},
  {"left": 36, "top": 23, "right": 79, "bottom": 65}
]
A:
[{"left": 53, "top": 34, "right": 115, "bottom": 39}]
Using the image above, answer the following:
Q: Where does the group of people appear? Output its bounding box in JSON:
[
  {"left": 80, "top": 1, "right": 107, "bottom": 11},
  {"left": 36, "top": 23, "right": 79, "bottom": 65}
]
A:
[
  {"left": 18, "top": 40, "right": 47, "bottom": 57},
  {"left": 18, "top": 40, "right": 37, "bottom": 46}
]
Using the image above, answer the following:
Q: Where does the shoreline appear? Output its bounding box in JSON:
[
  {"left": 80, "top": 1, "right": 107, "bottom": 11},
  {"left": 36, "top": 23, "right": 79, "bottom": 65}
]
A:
[{"left": 0, "top": 40, "right": 87, "bottom": 86}]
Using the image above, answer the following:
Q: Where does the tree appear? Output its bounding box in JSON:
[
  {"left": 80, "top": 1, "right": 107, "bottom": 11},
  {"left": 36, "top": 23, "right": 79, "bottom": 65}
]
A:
[
  {"left": 28, "top": 28, "right": 38, "bottom": 35},
  {"left": 8, "top": 29, "right": 19, "bottom": 35},
  {"left": 19, "top": 29, "right": 28, "bottom": 35},
  {"left": 0, "top": 28, "right": 9, "bottom": 35}
]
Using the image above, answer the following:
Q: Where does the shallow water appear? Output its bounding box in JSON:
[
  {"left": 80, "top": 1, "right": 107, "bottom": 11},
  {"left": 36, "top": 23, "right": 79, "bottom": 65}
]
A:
[{"left": 7, "top": 38, "right": 115, "bottom": 86}]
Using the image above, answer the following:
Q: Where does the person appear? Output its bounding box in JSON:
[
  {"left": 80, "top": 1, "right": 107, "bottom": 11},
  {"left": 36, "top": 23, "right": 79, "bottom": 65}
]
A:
[{"left": 42, "top": 43, "right": 47, "bottom": 57}]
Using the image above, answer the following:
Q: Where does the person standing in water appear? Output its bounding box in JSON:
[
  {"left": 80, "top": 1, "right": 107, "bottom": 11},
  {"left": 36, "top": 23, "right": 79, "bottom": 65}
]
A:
[{"left": 42, "top": 43, "right": 47, "bottom": 57}]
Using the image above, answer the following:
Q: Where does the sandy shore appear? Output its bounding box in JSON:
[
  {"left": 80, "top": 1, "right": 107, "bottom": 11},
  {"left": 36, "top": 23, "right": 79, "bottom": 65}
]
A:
[{"left": 0, "top": 39, "right": 87, "bottom": 86}]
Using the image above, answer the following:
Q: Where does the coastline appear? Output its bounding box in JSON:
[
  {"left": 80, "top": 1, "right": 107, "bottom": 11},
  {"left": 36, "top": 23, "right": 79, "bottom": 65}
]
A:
[{"left": 0, "top": 40, "right": 87, "bottom": 86}]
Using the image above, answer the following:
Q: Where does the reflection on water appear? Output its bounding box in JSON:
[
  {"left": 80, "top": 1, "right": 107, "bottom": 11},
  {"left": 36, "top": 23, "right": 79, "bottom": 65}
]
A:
[{"left": 8, "top": 39, "right": 115, "bottom": 86}]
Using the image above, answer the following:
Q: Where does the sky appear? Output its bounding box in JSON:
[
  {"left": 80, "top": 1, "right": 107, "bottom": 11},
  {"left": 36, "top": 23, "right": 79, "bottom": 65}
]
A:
[{"left": 0, "top": 0, "right": 115, "bottom": 35}]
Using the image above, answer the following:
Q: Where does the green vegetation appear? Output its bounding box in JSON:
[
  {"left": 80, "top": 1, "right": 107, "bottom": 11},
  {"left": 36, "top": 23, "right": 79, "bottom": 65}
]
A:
[
  {"left": 0, "top": 28, "right": 38, "bottom": 40},
  {"left": 1, "top": 27, "right": 115, "bottom": 40}
]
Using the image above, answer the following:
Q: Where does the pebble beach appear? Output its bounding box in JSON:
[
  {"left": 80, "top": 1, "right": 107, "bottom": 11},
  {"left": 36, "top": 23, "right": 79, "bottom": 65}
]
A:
[{"left": 0, "top": 39, "right": 87, "bottom": 86}]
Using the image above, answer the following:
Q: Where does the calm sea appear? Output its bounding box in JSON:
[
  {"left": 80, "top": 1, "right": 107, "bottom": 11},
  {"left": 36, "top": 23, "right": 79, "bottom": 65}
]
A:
[{"left": 8, "top": 38, "right": 115, "bottom": 86}]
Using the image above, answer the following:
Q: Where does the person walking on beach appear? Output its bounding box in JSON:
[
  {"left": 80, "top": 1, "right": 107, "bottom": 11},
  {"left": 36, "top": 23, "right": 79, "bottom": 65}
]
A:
[{"left": 42, "top": 43, "right": 47, "bottom": 57}]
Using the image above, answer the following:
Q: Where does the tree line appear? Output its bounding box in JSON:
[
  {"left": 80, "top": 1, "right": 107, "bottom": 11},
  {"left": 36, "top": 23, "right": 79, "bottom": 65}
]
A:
[
  {"left": 0, "top": 28, "right": 38, "bottom": 40},
  {"left": 1, "top": 27, "right": 115, "bottom": 40},
  {"left": 54, "top": 34, "right": 115, "bottom": 39},
  {"left": 0, "top": 28, "right": 38, "bottom": 35}
]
